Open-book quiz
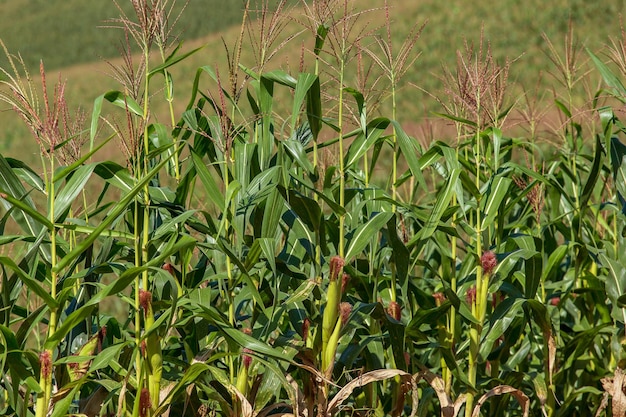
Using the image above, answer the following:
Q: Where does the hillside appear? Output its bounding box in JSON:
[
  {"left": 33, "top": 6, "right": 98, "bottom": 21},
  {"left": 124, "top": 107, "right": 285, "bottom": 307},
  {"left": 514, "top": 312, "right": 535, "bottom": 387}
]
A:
[
  {"left": 1, "top": 0, "right": 625, "bottom": 157},
  {"left": 0, "top": 0, "right": 247, "bottom": 71}
]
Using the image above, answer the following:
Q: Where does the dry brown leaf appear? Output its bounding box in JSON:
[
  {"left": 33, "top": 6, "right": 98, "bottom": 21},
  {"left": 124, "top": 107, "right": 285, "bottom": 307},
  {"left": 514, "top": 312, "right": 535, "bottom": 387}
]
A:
[
  {"left": 158, "top": 381, "right": 176, "bottom": 417},
  {"left": 594, "top": 392, "right": 610, "bottom": 417},
  {"left": 286, "top": 373, "right": 305, "bottom": 417},
  {"left": 231, "top": 385, "right": 255, "bottom": 417},
  {"left": 116, "top": 376, "right": 129, "bottom": 417},
  {"left": 471, "top": 385, "right": 529, "bottom": 417},
  {"left": 453, "top": 393, "right": 467, "bottom": 417},
  {"left": 326, "top": 369, "right": 417, "bottom": 417},
  {"left": 416, "top": 369, "right": 455, "bottom": 417},
  {"left": 293, "top": 361, "right": 337, "bottom": 387},
  {"left": 601, "top": 368, "right": 626, "bottom": 417},
  {"left": 547, "top": 328, "right": 556, "bottom": 388}
]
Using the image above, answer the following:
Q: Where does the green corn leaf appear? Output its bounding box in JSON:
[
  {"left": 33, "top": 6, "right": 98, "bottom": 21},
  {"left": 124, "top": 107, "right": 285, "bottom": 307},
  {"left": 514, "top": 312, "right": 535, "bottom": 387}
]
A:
[
  {"left": 99, "top": 90, "right": 143, "bottom": 117},
  {"left": 524, "top": 252, "right": 543, "bottom": 299},
  {"left": 490, "top": 127, "right": 503, "bottom": 171},
  {"left": 345, "top": 211, "right": 393, "bottom": 262},
  {"left": 93, "top": 161, "right": 134, "bottom": 192},
  {"left": 45, "top": 304, "right": 96, "bottom": 350},
  {"left": 554, "top": 99, "right": 572, "bottom": 118},
  {"left": 387, "top": 214, "right": 409, "bottom": 287},
  {"left": 53, "top": 132, "right": 115, "bottom": 183},
  {"left": 89, "top": 342, "right": 128, "bottom": 373},
  {"left": 599, "top": 253, "right": 626, "bottom": 323},
  {"left": 148, "top": 43, "right": 205, "bottom": 78},
  {"left": 481, "top": 176, "right": 512, "bottom": 230},
  {"left": 418, "top": 144, "right": 444, "bottom": 171},
  {"left": 406, "top": 302, "right": 451, "bottom": 337},
  {"left": 420, "top": 168, "right": 461, "bottom": 240},
  {"left": 580, "top": 135, "right": 603, "bottom": 209},
  {"left": 610, "top": 136, "right": 626, "bottom": 212},
  {"left": 391, "top": 120, "right": 425, "bottom": 191},
  {"left": 345, "top": 118, "right": 390, "bottom": 168},
  {"left": 191, "top": 151, "right": 225, "bottom": 212},
  {"left": 151, "top": 210, "right": 198, "bottom": 240},
  {"left": 306, "top": 75, "right": 322, "bottom": 140},
  {"left": 0, "top": 190, "right": 53, "bottom": 231},
  {"left": 278, "top": 185, "right": 321, "bottom": 232},
  {"left": 433, "top": 111, "right": 478, "bottom": 127},
  {"left": 6, "top": 158, "right": 44, "bottom": 192},
  {"left": 90, "top": 94, "right": 104, "bottom": 147},
  {"left": 56, "top": 223, "right": 133, "bottom": 240},
  {"left": 258, "top": 237, "right": 278, "bottom": 275},
  {"left": 495, "top": 248, "right": 538, "bottom": 280},
  {"left": 298, "top": 180, "right": 345, "bottom": 216},
  {"left": 261, "top": 189, "right": 285, "bottom": 239},
  {"left": 542, "top": 244, "right": 569, "bottom": 282},
  {"left": 292, "top": 73, "right": 318, "bottom": 132},
  {"left": 344, "top": 87, "right": 366, "bottom": 131},
  {"left": 148, "top": 123, "right": 175, "bottom": 171},
  {"left": 48, "top": 236, "right": 195, "bottom": 349},
  {"left": 54, "top": 155, "right": 172, "bottom": 273},
  {"left": 50, "top": 382, "right": 82, "bottom": 417},
  {"left": 479, "top": 297, "right": 526, "bottom": 360},
  {"left": 53, "top": 164, "right": 95, "bottom": 222},
  {"left": 16, "top": 305, "right": 47, "bottom": 347},
  {"left": 261, "top": 70, "right": 298, "bottom": 87},
  {"left": 314, "top": 24, "right": 329, "bottom": 56},
  {"left": 0, "top": 325, "right": 39, "bottom": 396},
  {"left": 283, "top": 139, "right": 315, "bottom": 174},
  {"left": 588, "top": 48, "right": 626, "bottom": 102},
  {"left": 0, "top": 257, "right": 57, "bottom": 308},
  {"left": 525, "top": 300, "right": 552, "bottom": 334},
  {"left": 444, "top": 287, "right": 480, "bottom": 324},
  {"left": 0, "top": 154, "right": 46, "bottom": 236}
]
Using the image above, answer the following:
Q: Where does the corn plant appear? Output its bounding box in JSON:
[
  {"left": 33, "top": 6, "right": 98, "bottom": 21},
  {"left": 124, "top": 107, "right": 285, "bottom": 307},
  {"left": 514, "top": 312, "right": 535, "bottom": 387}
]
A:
[{"left": 1, "top": 1, "right": 626, "bottom": 417}]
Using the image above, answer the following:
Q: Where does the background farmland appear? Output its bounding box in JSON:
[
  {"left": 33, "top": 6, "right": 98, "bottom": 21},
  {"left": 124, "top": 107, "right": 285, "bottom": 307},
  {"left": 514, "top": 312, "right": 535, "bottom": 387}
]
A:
[{"left": 1, "top": 0, "right": 625, "bottom": 159}]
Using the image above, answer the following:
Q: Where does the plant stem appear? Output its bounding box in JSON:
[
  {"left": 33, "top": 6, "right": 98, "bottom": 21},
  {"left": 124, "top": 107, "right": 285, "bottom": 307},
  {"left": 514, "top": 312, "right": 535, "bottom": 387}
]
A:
[
  {"left": 391, "top": 74, "right": 398, "bottom": 210},
  {"left": 159, "top": 46, "right": 181, "bottom": 183},
  {"left": 338, "top": 59, "right": 345, "bottom": 259},
  {"left": 466, "top": 97, "right": 483, "bottom": 417},
  {"left": 36, "top": 155, "right": 58, "bottom": 417}
]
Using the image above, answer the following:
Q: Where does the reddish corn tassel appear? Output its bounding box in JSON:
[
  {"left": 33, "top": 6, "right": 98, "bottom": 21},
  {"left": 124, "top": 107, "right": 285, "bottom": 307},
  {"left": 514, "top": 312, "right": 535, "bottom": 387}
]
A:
[
  {"left": 162, "top": 263, "right": 175, "bottom": 276},
  {"left": 97, "top": 326, "right": 107, "bottom": 352},
  {"left": 339, "top": 302, "right": 352, "bottom": 326},
  {"left": 242, "top": 348, "right": 253, "bottom": 369},
  {"left": 139, "top": 388, "right": 152, "bottom": 417},
  {"left": 329, "top": 256, "right": 344, "bottom": 281},
  {"left": 466, "top": 286, "right": 477, "bottom": 305},
  {"left": 481, "top": 251, "right": 498, "bottom": 275},
  {"left": 302, "top": 317, "right": 311, "bottom": 343},
  {"left": 138, "top": 289, "right": 152, "bottom": 313},
  {"left": 433, "top": 292, "right": 446, "bottom": 307},
  {"left": 341, "top": 272, "right": 350, "bottom": 294},
  {"left": 39, "top": 350, "right": 52, "bottom": 379},
  {"left": 387, "top": 301, "right": 401, "bottom": 321}
]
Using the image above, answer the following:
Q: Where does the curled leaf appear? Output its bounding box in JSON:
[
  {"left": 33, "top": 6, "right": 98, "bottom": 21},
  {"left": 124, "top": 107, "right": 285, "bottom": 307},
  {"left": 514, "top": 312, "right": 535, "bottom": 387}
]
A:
[
  {"left": 601, "top": 368, "right": 626, "bottom": 417},
  {"left": 471, "top": 385, "right": 530, "bottom": 417},
  {"left": 327, "top": 369, "right": 418, "bottom": 417}
]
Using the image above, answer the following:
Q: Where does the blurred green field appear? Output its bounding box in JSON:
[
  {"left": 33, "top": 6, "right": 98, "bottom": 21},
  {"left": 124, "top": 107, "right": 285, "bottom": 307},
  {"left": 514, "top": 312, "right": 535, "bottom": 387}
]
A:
[
  {"left": 0, "top": 0, "right": 625, "bottom": 159},
  {"left": 0, "top": 0, "right": 248, "bottom": 71}
]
